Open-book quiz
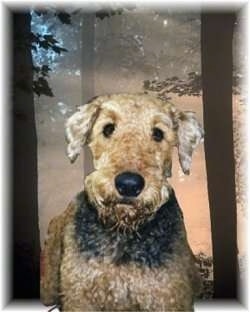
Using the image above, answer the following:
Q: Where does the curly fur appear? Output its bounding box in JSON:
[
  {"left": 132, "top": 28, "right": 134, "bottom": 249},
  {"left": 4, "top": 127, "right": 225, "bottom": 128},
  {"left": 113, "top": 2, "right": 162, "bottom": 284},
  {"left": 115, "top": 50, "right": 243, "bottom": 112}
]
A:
[{"left": 41, "top": 93, "right": 203, "bottom": 311}]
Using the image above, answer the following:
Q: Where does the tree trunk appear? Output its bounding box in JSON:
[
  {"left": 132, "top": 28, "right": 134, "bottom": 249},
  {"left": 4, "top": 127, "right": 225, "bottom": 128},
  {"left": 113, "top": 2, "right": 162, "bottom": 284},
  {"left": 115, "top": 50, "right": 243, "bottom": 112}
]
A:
[
  {"left": 12, "top": 11, "right": 40, "bottom": 299},
  {"left": 201, "top": 12, "right": 238, "bottom": 299},
  {"left": 81, "top": 13, "right": 95, "bottom": 177}
]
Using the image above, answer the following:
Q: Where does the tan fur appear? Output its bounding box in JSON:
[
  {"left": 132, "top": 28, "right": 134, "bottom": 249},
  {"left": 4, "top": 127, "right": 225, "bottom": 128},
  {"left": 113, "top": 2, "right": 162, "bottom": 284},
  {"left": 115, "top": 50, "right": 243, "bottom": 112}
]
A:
[
  {"left": 41, "top": 93, "right": 203, "bottom": 311},
  {"left": 40, "top": 201, "right": 77, "bottom": 306},
  {"left": 59, "top": 221, "right": 199, "bottom": 311},
  {"left": 66, "top": 93, "right": 203, "bottom": 230}
]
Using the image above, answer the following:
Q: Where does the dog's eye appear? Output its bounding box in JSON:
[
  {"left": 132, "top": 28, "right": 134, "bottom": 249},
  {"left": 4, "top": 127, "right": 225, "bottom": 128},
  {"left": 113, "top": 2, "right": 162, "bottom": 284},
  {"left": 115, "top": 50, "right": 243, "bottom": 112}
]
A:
[
  {"left": 103, "top": 123, "right": 115, "bottom": 138},
  {"left": 152, "top": 127, "right": 164, "bottom": 142}
]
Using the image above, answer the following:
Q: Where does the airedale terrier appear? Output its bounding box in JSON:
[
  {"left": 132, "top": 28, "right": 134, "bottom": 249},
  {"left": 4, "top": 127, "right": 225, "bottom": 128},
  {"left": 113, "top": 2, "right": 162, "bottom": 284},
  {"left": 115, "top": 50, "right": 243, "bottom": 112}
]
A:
[{"left": 41, "top": 93, "right": 203, "bottom": 311}]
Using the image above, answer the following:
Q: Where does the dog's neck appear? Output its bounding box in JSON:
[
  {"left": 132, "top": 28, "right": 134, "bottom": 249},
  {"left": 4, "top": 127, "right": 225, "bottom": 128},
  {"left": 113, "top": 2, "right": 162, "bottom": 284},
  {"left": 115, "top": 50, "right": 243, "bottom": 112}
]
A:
[{"left": 74, "top": 190, "right": 184, "bottom": 267}]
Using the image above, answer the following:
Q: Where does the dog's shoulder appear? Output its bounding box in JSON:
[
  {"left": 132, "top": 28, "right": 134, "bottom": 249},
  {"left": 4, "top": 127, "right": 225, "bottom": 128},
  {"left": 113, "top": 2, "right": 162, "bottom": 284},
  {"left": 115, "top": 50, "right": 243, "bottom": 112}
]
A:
[{"left": 46, "top": 191, "right": 85, "bottom": 239}]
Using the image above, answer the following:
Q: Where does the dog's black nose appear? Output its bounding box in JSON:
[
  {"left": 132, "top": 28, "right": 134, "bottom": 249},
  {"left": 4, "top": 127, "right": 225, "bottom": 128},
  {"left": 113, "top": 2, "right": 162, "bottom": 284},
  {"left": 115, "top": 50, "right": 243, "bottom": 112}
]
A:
[{"left": 115, "top": 171, "right": 145, "bottom": 197}]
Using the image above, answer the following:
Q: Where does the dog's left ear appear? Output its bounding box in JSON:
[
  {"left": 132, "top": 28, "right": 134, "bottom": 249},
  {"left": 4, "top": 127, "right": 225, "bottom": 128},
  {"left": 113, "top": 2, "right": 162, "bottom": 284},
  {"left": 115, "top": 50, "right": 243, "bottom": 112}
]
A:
[
  {"left": 65, "top": 99, "right": 100, "bottom": 163},
  {"left": 175, "top": 111, "right": 204, "bottom": 175}
]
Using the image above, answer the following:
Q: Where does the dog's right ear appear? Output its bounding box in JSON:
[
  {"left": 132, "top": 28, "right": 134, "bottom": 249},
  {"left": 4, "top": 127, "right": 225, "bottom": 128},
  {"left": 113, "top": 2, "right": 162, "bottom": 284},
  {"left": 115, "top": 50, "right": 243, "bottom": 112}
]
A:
[
  {"left": 175, "top": 110, "right": 204, "bottom": 175},
  {"left": 65, "top": 99, "right": 100, "bottom": 163}
]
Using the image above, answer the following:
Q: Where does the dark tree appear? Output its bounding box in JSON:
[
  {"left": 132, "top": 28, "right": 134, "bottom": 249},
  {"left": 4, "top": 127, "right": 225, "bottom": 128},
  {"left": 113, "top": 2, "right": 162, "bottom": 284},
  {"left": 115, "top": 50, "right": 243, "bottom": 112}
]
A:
[
  {"left": 201, "top": 12, "right": 238, "bottom": 299},
  {"left": 12, "top": 12, "right": 40, "bottom": 298}
]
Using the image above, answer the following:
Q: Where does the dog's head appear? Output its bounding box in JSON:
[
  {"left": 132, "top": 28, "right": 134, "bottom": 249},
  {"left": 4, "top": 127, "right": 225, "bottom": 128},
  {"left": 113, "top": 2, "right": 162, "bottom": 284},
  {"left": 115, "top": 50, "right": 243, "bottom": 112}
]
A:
[{"left": 65, "top": 94, "right": 204, "bottom": 231}]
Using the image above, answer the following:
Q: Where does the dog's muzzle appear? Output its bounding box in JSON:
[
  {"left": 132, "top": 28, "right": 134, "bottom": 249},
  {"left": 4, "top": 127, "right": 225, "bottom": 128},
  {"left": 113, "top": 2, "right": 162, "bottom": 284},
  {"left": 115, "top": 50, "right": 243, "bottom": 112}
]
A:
[{"left": 115, "top": 171, "right": 145, "bottom": 197}]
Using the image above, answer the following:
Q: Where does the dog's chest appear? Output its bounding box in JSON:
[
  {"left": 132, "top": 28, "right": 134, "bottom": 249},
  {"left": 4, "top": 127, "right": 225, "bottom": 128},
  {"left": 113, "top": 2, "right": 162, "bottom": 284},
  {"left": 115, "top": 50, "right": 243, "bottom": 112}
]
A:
[
  {"left": 61, "top": 223, "right": 191, "bottom": 311},
  {"left": 59, "top": 194, "right": 192, "bottom": 310}
]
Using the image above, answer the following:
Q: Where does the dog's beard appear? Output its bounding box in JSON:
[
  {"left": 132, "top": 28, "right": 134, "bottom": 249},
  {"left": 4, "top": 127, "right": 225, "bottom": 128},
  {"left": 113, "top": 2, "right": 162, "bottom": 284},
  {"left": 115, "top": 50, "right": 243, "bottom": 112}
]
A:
[
  {"left": 85, "top": 172, "right": 170, "bottom": 232},
  {"left": 97, "top": 198, "right": 157, "bottom": 232}
]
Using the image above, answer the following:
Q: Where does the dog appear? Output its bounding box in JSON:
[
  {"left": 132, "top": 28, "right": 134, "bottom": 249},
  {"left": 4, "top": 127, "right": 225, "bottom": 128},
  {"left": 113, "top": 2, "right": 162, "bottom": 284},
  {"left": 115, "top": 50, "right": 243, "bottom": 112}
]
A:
[{"left": 40, "top": 93, "right": 203, "bottom": 311}]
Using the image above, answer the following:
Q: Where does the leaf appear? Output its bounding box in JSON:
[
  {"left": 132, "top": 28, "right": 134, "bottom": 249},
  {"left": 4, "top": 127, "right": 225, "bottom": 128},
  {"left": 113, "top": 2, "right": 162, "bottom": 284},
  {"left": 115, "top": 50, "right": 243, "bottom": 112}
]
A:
[
  {"left": 30, "top": 32, "right": 39, "bottom": 44},
  {"left": 39, "top": 40, "right": 50, "bottom": 50},
  {"left": 51, "top": 45, "right": 68, "bottom": 54},
  {"left": 56, "top": 12, "right": 72, "bottom": 24},
  {"left": 32, "top": 66, "right": 40, "bottom": 73},
  {"left": 34, "top": 9, "right": 48, "bottom": 16},
  {"left": 96, "top": 10, "right": 111, "bottom": 20},
  {"left": 31, "top": 44, "right": 37, "bottom": 51},
  {"left": 41, "top": 65, "right": 51, "bottom": 72},
  {"left": 43, "top": 34, "right": 58, "bottom": 45},
  {"left": 31, "top": 10, "right": 71, "bottom": 97},
  {"left": 32, "top": 65, "right": 51, "bottom": 79},
  {"left": 96, "top": 8, "right": 124, "bottom": 20},
  {"left": 33, "top": 77, "right": 54, "bottom": 97}
]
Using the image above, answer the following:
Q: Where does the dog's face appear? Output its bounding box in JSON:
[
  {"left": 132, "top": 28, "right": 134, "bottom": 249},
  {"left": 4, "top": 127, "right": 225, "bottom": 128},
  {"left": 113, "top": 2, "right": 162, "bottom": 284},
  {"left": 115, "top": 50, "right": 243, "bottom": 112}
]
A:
[{"left": 65, "top": 94, "right": 203, "bottom": 231}]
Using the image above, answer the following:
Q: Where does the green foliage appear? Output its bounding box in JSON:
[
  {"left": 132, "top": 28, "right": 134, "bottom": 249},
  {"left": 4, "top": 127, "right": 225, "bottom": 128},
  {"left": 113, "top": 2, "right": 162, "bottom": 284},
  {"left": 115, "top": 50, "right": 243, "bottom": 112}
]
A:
[
  {"left": 144, "top": 71, "right": 241, "bottom": 100},
  {"left": 195, "top": 253, "right": 213, "bottom": 299},
  {"left": 95, "top": 9, "right": 123, "bottom": 20},
  {"left": 31, "top": 8, "right": 127, "bottom": 97},
  {"left": 31, "top": 8, "right": 125, "bottom": 97},
  {"left": 56, "top": 12, "right": 72, "bottom": 24},
  {"left": 33, "top": 77, "right": 54, "bottom": 97},
  {"left": 144, "top": 72, "right": 202, "bottom": 100},
  {"left": 33, "top": 65, "right": 53, "bottom": 96},
  {"left": 30, "top": 10, "right": 71, "bottom": 97},
  {"left": 30, "top": 32, "right": 68, "bottom": 54},
  {"left": 34, "top": 9, "right": 72, "bottom": 24}
]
